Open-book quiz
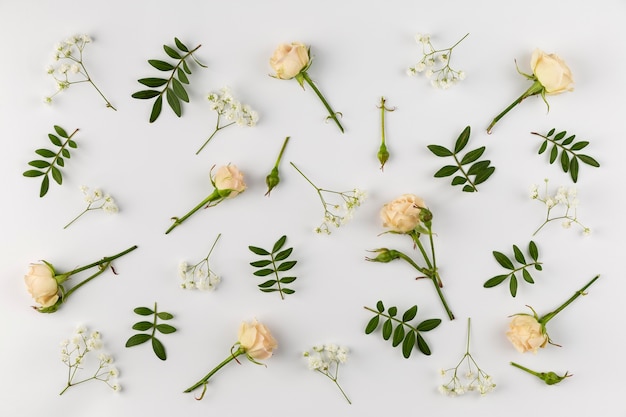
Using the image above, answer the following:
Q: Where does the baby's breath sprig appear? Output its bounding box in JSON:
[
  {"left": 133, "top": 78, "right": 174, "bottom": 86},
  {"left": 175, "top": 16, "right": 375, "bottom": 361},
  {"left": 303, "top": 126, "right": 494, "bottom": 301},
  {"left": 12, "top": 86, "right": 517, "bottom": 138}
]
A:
[
  {"left": 178, "top": 233, "right": 222, "bottom": 291},
  {"left": 290, "top": 162, "right": 365, "bottom": 234},
  {"left": 510, "top": 362, "right": 571, "bottom": 385},
  {"left": 59, "top": 325, "right": 120, "bottom": 395},
  {"left": 407, "top": 33, "right": 468, "bottom": 89},
  {"left": 196, "top": 87, "right": 259, "bottom": 155},
  {"left": 376, "top": 97, "right": 395, "bottom": 171},
  {"left": 530, "top": 179, "right": 590, "bottom": 236},
  {"left": 45, "top": 34, "right": 116, "bottom": 110},
  {"left": 303, "top": 344, "right": 351, "bottom": 404},
  {"left": 439, "top": 318, "right": 495, "bottom": 396},
  {"left": 64, "top": 186, "right": 118, "bottom": 229}
]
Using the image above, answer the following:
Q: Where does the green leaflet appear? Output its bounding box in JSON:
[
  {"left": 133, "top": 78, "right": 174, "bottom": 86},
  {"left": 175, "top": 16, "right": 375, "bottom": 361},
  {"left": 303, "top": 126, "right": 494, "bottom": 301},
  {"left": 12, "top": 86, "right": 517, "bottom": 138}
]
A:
[
  {"left": 23, "top": 125, "right": 79, "bottom": 197},
  {"left": 484, "top": 241, "right": 543, "bottom": 297},
  {"left": 531, "top": 129, "right": 600, "bottom": 183},
  {"left": 427, "top": 126, "right": 495, "bottom": 192},
  {"left": 249, "top": 235, "right": 298, "bottom": 300},
  {"left": 364, "top": 301, "right": 441, "bottom": 358},
  {"left": 132, "top": 37, "right": 206, "bottom": 123},
  {"left": 125, "top": 302, "right": 176, "bottom": 360}
]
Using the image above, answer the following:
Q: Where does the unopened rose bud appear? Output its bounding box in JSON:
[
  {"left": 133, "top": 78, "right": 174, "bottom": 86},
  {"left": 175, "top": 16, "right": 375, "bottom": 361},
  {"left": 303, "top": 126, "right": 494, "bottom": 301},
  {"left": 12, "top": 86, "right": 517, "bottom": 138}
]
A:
[
  {"left": 365, "top": 248, "right": 400, "bottom": 263},
  {"left": 265, "top": 167, "right": 280, "bottom": 196},
  {"left": 540, "top": 371, "right": 571, "bottom": 385}
]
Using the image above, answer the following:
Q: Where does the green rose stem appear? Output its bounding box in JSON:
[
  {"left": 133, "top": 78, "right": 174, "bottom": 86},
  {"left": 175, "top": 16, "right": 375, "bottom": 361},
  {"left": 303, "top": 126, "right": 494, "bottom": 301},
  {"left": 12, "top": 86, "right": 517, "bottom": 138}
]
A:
[
  {"left": 165, "top": 190, "right": 221, "bottom": 234},
  {"left": 296, "top": 71, "right": 344, "bottom": 133},
  {"left": 510, "top": 362, "right": 571, "bottom": 385},
  {"left": 486, "top": 80, "right": 544, "bottom": 134},
  {"left": 184, "top": 346, "right": 246, "bottom": 400},
  {"left": 377, "top": 96, "right": 394, "bottom": 171},
  {"left": 537, "top": 274, "right": 600, "bottom": 327},
  {"left": 265, "top": 136, "right": 290, "bottom": 196}
]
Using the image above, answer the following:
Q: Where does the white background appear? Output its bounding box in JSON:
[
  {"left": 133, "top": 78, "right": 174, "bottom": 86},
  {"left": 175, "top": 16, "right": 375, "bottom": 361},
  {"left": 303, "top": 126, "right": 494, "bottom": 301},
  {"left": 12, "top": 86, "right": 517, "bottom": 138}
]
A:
[{"left": 0, "top": 0, "right": 624, "bottom": 415}]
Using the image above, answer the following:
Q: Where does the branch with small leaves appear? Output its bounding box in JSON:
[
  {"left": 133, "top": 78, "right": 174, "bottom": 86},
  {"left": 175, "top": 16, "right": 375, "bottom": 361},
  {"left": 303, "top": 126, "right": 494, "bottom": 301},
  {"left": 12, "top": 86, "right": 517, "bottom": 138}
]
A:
[
  {"left": 125, "top": 303, "right": 176, "bottom": 360},
  {"left": 132, "top": 38, "right": 206, "bottom": 122},
  {"left": 428, "top": 126, "right": 495, "bottom": 192},
  {"left": 249, "top": 235, "right": 297, "bottom": 300},
  {"left": 23, "top": 125, "right": 79, "bottom": 198},
  {"left": 531, "top": 128, "right": 600, "bottom": 183},
  {"left": 484, "top": 241, "right": 542, "bottom": 297},
  {"left": 364, "top": 300, "right": 441, "bottom": 358}
]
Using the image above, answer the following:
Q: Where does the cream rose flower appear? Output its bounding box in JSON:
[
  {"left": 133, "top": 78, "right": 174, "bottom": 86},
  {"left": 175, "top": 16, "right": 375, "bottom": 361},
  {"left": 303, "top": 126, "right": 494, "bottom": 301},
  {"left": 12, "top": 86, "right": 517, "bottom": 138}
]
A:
[
  {"left": 213, "top": 165, "right": 246, "bottom": 198},
  {"left": 238, "top": 319, "right": 278, "bottom": 360},
  {"left": 270, "top": 42, "right": 309, "bottom": 80},
  {"left": 530, "top": 49, "right": 574, "bottom": 94},
  {"left": 506, "top": 315, "right": 548, "bottom": 353},
  {"left": 24, "top": 263, "right": 59, "bottom": 308},
  {"left": 380, "top": 194, "right": 426, "bottom": 233}
]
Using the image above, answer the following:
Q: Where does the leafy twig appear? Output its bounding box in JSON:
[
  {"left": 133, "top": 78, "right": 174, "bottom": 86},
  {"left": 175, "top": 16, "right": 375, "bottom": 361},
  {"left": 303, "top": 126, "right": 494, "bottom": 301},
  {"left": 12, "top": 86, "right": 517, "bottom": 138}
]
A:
[
  {"left": 483, "top": 241, "right": 542, "bottom": 297},
  {"left": 249, "top": 235, "right": 298, "bottom": 299},
  {"left": 125, "top": 302, "right": 176, "bottom": 360}
]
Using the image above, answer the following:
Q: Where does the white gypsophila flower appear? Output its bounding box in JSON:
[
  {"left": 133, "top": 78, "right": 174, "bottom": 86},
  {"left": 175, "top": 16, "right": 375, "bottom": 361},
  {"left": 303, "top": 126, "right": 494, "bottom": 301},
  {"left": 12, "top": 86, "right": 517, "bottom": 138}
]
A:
[
  {"left": 583, "top": 228, "right": 591, "bottom": 236},
  {"left": 458, "top": 71, "right": 466, "bottom": 80},
  {"left": 70, "top": 64, "right": 80, "bottom": 74},
  {"left": 407, "top": 67, "right": 417, "bottom": 76},
  {"left": 178, "top": 261, "right": 188, "bottom": 279},
  {"left": 529, "top": 184, "right": 539, "bottom": 199},
  {"left": 108, "top": 367, "right": 119, "bottom": 377},
  {"left": 308, "top": 356, "right": 324, "bottom": 370},
  {"left": 562, "top": 221, "right": 572, "bottom": 229},
  {"left": 112, "top": 384, "right": 121, "bottom": 392}
]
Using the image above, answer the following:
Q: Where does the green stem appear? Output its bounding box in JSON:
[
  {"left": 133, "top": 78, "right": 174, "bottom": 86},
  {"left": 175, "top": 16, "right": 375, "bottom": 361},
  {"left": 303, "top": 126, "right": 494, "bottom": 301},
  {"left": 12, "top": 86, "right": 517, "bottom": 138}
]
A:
[
  {"left": 80, "top": 61, "right": 116, "bottom": 111},
  {"left": 486, "top": 80, "right": 544, "bottom": 134},
  {"left": 274, "top": 136, "right": 290, "bottom": 167},
  {"left": 166, "top": 189, "right": 221, "bottom": 234},
  {"left": 196, "top": 116, "right": 236, "bottom": 155},
  {"left": 184, "top": 347, "right": 246, "bottom": 395},
  {"left": 300, "top": 71, "right": 344, "bottom": 133},
  {"left": 510, "top": 361, "right": 540, "bottom": 377},
  {"left": 63, "top": 207, "right": 91, "bottom": 229},
  {"left": 290, "top": 161, "right": 319, "bottom": 191},
  {"left": 539, "top": 275, "right": 600, "bottom": 325}
]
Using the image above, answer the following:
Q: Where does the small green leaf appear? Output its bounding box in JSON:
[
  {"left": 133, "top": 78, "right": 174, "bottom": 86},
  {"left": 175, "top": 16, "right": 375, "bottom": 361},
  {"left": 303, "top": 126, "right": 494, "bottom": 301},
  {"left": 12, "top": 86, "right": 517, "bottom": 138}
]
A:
[
  {"left": 28, "top": 160, "right": 50, "bottom": 169},
  {"left": 125, "top": 333, "right": 151, "bottom": 347},
  {"left": 177, "top": 67, "right": 189, "bottom": 84},
  {"left": 382, "top": 319, "right": 393, "bottom": 340},
  {"left": 249, "top": 246, "right": 270, "bottom": 256},
  {"left": 522, "top": 269, "right": 534, "bottom": 284},
  {"left": 454, "top": 126, "right": 471, "bottom": 153},
  {"left": 258, "top": 279, "right": 277, "bottom": 288},
  {"left": 513, "top": 245, "right": 526, "bottom": 264},
  {"left": 402, "top": 305, "right": 417, "bottom": 322},
  {"left": 61, "top": 149, "right": 70, "bottom": 158},
  {"left": 156, "top": 324, "right": 177, "bottom": 334},
  {"left": 467, "top": 160, "right": 490, "bottom": 175},
  {"left": 560, "top": 150, "right": 570, "bottom": 173},
  {"left": 149, "top": 59, "right": 175, "bottom": 71},
  {"left": 416, "top": 318, "right": 441, "bottom": 332},
  {"left": 538, "top": 141, "right": 548, "bottom": 154},
  {"left": 250, "top": 260, "right": 272, "bottom": 268},
  {"left": 570, "top": 141, "right": 589, "bottom": 151},
  {"left": 163, "top": 45, "right": 182, "bottom": 59},
  {"left": 484, "top": 274, "right": 508, "bottom": 288},
  {"left": 134, "top": 307, "right": 154, "bottom": 316},
  {"left": 277, "top": 260, "right": 297, "bottom": 271},
  {"left": 182, "top": 60, "right": 192, "bottom": 74},
  {"left": 570, "top": 158, "right": 579, "bottom": 183},
  {"left": 416, "top": 333, "right": 432, "bottom": 355},
  {"left": 40, "top": 175, "right": 49, "bottom": 197},
  {"left": 152, "top": 337, "right": 167, "bottom": 360},
  {"left": 460, "top": 147, "right": 485, "bottom": 165},
  {"left": 54, "top": 125, "right": 68, "bottom": 138},
  {"left": 562, "top": 135, "right": 575, "bottom": 146},
  {"left": 392, "top": 324, "right": 405, "bottom": 347},
  {"left": 48, "top": 134, "right": 62, "bottom": 146},
  {"left": 68, "top": 140, "right": 77, "bottom": 149},
  {"left": 253, "top": 268, "right": 274, "bottom": 277},
  {"left": 376, "top": 300, "right": 384, "bottom": 312},
  {"left": 434, "top": 165, "right": 458, "bottom": 177},
  {"left": 157, "top": 312, "right": 174, "bottom": 320},
  {"left": 547, "top": 128, "right": 555, "bottom": 136},
  {"left": 510, "top": 274, "right": 518, "bottom": 297},
  {"left": 474, "top": 166, "right": 495, "bottom": 185},
  {"left": 56, "top": 157, "right": 64, "bottom": 167},
  {"left": 493, "top": 251, "right": 514, "bottom": 270},
  {"left": 554, "top": 131, "right": 567, "bottom": 141},
  {"left": 174, "top": 37, "right": 189, "bottom": 52},
  {"left": 427, "top": 144, "right": 453, "bottom": 157},
  {"left": 166, "top": 88, "right": 181, "bottom": 116},
  {"left": 282, "top": 288, "right": 295, "bottom": 295},
  {"left": 535, "top": 264, "right": 543, "bottom": 271},
  {"left": 529, "top": 241, "right": 539, "bottom": 261},
  {"left": 150, "top": 96, "right": 163, "bottom": 123},
  {"left": 272, "top": 235, "right": 287, "bottom": 253},
  {"left": 549, "top": 144, "right": 558, "bottom": 164},
  {"left": 451, "top": 176, "right": 467, "bottom": 185},
  {"left": 35, "top": 148, "right": 56, "bottom": 158},
  {"left": 172, "top": 78, "right": 189, "bottom": 102},
  {"left": 279, "top": 277, "right": 296, "bottom": 284},
  {"left": 274, "top": 247, "right": 293, "bottom": 261},
  {"left": 402, "top": 331, "right": 415, "bottom": 358},
  {"left": 132, "top": 89, "right": 161, "bottom": 99},
  {"left": 388, "top": 306, "right": 398, "bottom": 317},
  {"left": 462, "top": 184, "right": 476, "bottom": 192},
  {"left": 365, "top": 316, "right": 380, "bottom": 334},
  {"left": 23, "top": 169, "right": 45, "bottom": 177},
  {"left": 260, "top": 288, "right": 279, "bottom": 293},
  {"left": 577, "top": 154, "right": 600, "bottom": 167},
  {"left": 138, "top": 78, "right": 168, "bottom": 87},
  {"left": 51, "top": 166, "right": 63, "bottom": 185},
  {"left": 132, "top": 321, "right": 154, "bottom": 331}
]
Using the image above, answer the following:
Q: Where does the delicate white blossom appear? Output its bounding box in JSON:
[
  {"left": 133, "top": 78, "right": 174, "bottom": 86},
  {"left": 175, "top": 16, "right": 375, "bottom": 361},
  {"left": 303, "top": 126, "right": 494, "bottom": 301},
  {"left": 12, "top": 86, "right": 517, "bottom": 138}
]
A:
[
  {"left": 64, "top": 186, "right": 119, "bottom": 229},
  {"left": 303, "top": 343, "right": 351, "bottom": 404},
  {"left": 531, "top": 179, "right": 590, "bottom": 236},
  {"left": 408, "top": 32, "right": 468, "bottom": 88}
]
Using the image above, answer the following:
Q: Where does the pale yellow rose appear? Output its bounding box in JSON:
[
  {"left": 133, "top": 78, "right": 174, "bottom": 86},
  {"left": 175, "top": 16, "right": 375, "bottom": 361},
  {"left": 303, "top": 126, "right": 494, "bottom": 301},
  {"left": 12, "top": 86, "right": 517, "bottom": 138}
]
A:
[
  {"left": 238, "top": 319, "right": 278, "bottom": 360},
  {"left": 530, "top": 49, "right": 574, "bottom": 94},
  {"left": 213, "top": 165, "right": 246, "bottom": 198},
  {"left": 506, "top": 315, "right": 548, "bottom": 353},
  {"left": 24, "top": 263, "right": 59, "bottom": 308},
  {"left": 269, "top": 42, "right": 309, "bottom": 80},
  {"left": 380, "top": 194, "right": 426, "bottom": 233}
]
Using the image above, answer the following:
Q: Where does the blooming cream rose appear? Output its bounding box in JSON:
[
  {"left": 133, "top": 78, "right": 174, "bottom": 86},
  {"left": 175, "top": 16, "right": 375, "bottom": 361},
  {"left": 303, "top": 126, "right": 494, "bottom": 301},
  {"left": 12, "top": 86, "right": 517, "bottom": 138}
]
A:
[
  {"left": 269, "top": 42, "right": 309, "bottom": 80},
  {"left": 380, "top": 194, "right": 426, "bottom": 233},
  {"left": 530, "top": 49, "right": 574, "bottom": 94},
  {"left": 213, "top": 165, "right": 246, "bottom": 198},
  {"left": 24, "top": 263, "right": 59, "bottom": 308},
  {"left": 238, "top": 320, "right": 277, "bottom": 360},
  {"left": 506, "top": 315, "right": 548, "bottom": 353}
]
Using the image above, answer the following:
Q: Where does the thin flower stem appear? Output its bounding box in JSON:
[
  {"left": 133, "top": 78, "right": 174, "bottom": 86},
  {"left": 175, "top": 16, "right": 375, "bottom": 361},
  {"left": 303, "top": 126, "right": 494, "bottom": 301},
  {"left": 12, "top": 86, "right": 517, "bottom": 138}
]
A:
[
  {"left": 184, "top": 347, "right": 245, "bottom": 394},
  {"left": 273, "top": 136, "right": 290, "bottom": 167},
  {"left": 196, "top": 115, "right": 236, "bottom": 155},
  {"left": 510, "top": 361, "right": 540, "bottom": 377},
  {"left": 301, "top": 71, "right": 344, "bottom": 133},
  {"left": 80, "top": 62, "right": 116, "bottom": 110},
  {"left": 487, "top": 80, "right": 544, "bottom": 134},
  {"left": 290, "top": 162, "right": 318, "bottom": 190},
  {"left": 63, "top": 207, "right": 91, "bottom": 229},
  {"left": 166, "top": 189, "right": 221, "bottom": 234},
  {"left": 539, "top": 275, "right": 600, "bottom": 325}
]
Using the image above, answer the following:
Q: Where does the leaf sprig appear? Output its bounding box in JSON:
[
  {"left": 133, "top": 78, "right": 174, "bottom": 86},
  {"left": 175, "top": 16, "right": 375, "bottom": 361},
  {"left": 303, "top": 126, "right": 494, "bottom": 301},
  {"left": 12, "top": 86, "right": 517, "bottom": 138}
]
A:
[
  {"left": 531, "top": 129, "right": 600, "bottom": 183},
  {"left": 364, "top": 300, "right": 441, "bottom": 358},
  {"left": 23, "top": 125, "right": 79, "bottom": 197},
  {"left": 125, "top": 302, "right": 176, "bottom": 360},
  {"left": 428, "top": 126, "right": 495, "bottom": 192},
  {"left": 483, "top": 241, "right": 542, "bottom": 297},
  {"left": 132, "top": 38, "right": 206, "bottom": 122},
  {"left": 249, "top": 235, "right": 298, "bottom": 300}
]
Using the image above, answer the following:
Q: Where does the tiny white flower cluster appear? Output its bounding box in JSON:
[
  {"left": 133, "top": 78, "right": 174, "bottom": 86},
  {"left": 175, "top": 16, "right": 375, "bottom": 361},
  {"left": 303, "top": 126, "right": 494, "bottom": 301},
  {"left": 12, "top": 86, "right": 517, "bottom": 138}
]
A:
[
  {"left": 178, "top": 234, "right": 222, "bottom": 291},
  {"left": 44, "top": 35, "right": 92, "bottom": 104},
  {"left": 207, "top": 87, "right": 259, "bottom": 128},
  {"left": 438, "top": 369, "right": 495, "bottom": 397},
  {"left": 64, "top": 186, "right": 118, "bottom": 229},
  {"left": 531, "top": 179, "right": 590, "bottom": 236},
  {"left": 60, "top": 325, "right": 120, "bottom": 394},
  {"left": 303, "top": 344, "right": 351, "bottom": 404},
  {"left": 314, "top": 188, "right": 367, "bottom": 235},
  {"left": 407, "top": 33, "right": 467, "bottom": 89}
]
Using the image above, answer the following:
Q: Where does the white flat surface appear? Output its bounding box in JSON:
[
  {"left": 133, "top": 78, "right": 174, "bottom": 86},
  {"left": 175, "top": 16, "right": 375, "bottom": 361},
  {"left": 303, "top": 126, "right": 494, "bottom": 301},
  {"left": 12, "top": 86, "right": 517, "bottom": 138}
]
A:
[{"left": 0, "top": 0, "right": 624, "bottom": 415}]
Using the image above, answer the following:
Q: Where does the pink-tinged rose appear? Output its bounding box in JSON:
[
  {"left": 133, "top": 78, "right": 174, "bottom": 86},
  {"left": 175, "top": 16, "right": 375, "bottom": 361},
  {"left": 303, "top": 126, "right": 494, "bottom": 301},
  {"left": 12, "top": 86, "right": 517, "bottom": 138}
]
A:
[
  {"left": 24, "top": 263, "right": 59, "bottom": 308},
  {"left": 530, "top": 49, "right": 574, "bottom": 94},
  {"left": 238, "top": 320, "right": 277, "bottom": 360},
  {"left": 270, "top": 42, "right": 310, "bottom": 80},
  {"left": 506, "top": 315, "right": 548, "bottom": 353},
  {"left": 213, "top": 165, "right": 246, "bottom": 198},
  {"left": 380, "top": 194, "right": 426, "bottom": 233}
]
